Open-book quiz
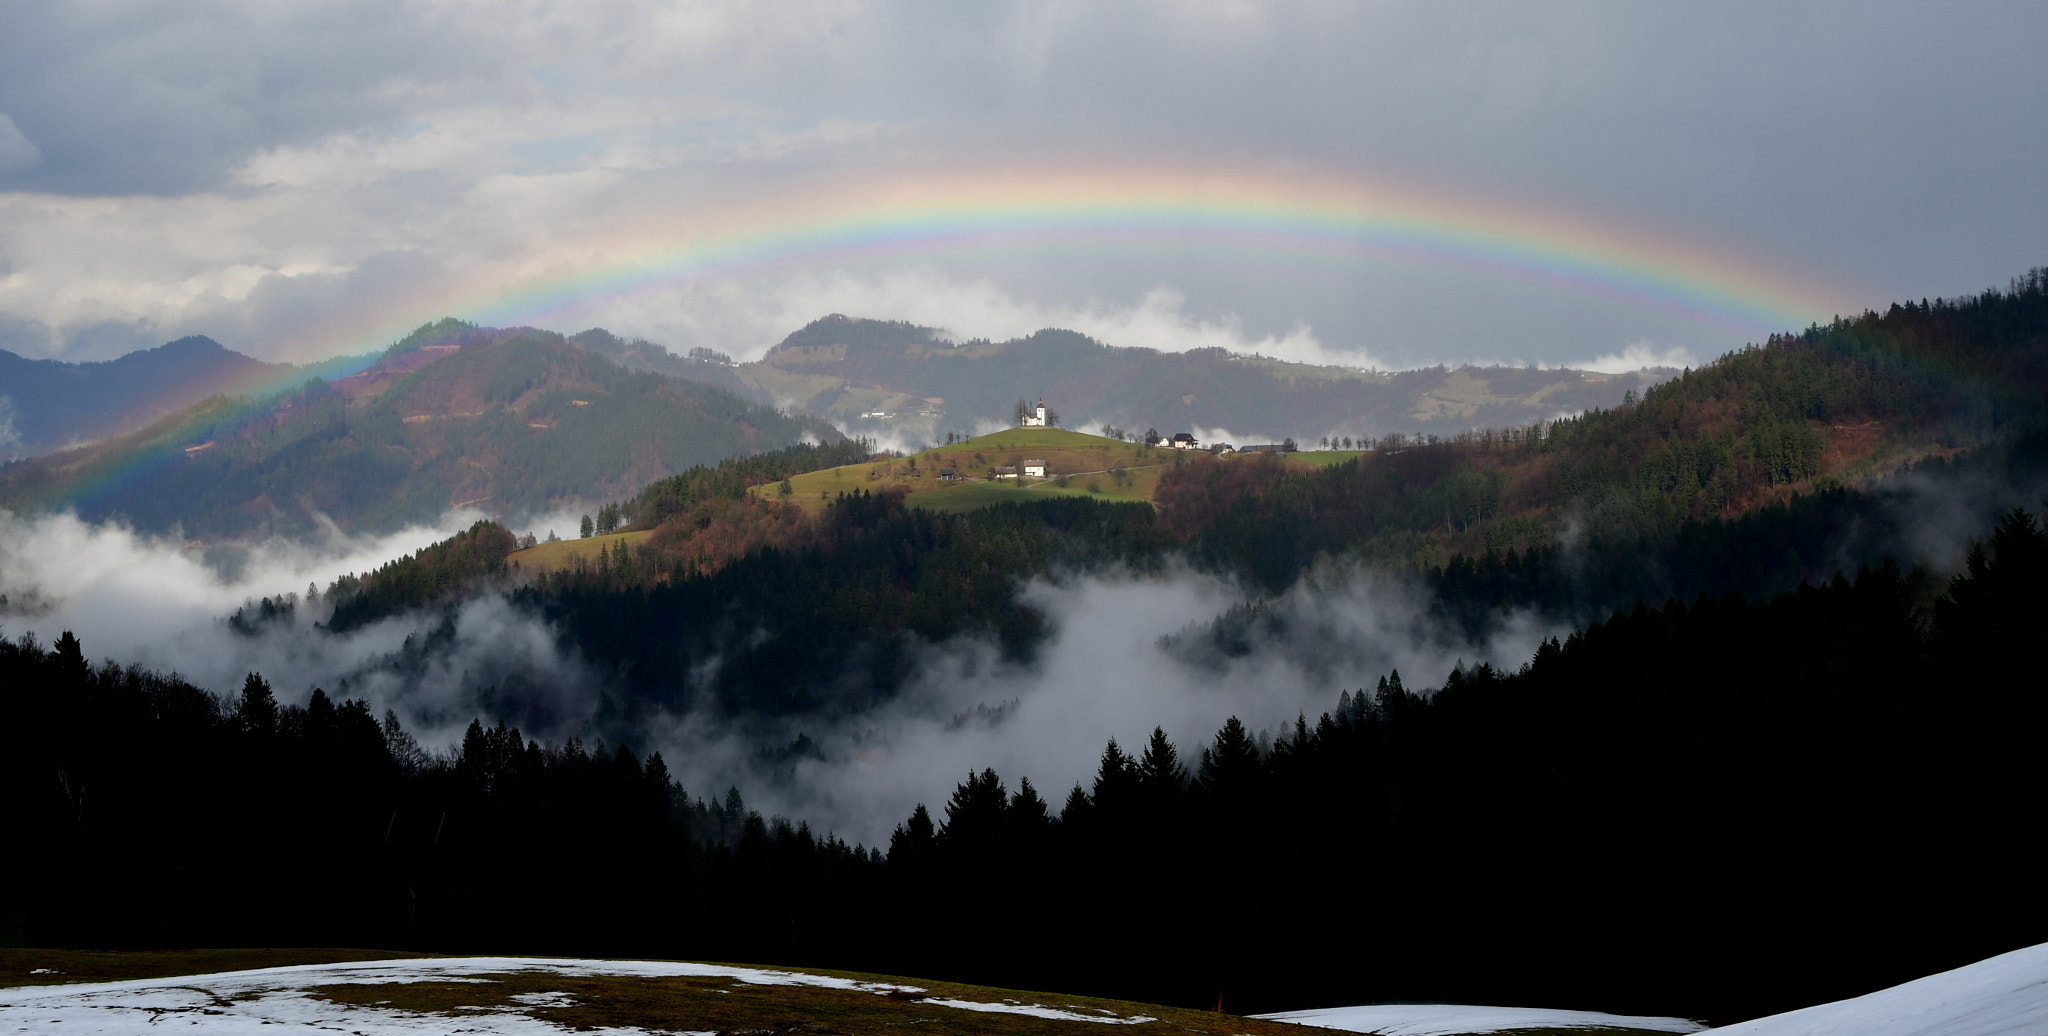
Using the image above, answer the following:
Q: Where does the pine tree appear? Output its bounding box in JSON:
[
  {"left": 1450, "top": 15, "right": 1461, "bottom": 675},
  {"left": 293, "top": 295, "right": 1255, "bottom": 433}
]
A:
[
  {"left": 1196, "top": 716, "right": 1262, "bottom": 800},
  {"left": 889, "top": 804, "right": 936, "bottom": 867},
  {"left": 1136, "top": 726, "right": 1187, "bottom": 801},
  {"left": 1090, "top": 737, "right": 1141, "bottom": 818},
  {"left": 237, "top": 672, "right": 278, "bottom": 736}
]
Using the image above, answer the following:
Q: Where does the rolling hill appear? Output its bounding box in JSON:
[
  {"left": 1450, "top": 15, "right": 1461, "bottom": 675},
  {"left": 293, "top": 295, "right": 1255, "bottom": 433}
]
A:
[
  {"left": 0, "top": 319, "right": 838, "bottom": 538},
  {"left": 727, "top": 313, "right": 1671, "bottom": 442}
]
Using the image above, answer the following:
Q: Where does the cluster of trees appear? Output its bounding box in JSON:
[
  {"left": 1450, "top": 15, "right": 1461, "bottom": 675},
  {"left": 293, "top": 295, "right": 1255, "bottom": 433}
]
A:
[
  {"left": 0, "top": 630, "right": 874, "bottom": 957},
  {"left": 580, "top": 500, "right": 628, "bottom": 537},
  {"left": 320, "top": 520, "right": 523, "bottom": 633},
  {"left": 7, "top": 506, "right": 2043, "bottom": 1024}
]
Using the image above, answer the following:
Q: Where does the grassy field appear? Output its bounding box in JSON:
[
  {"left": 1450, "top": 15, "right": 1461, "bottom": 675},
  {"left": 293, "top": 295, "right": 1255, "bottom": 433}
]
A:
[
  {"left": 757, "top": 428, "right": 1205, "bottom": 514},
  {"left": 1280, "top": 450, "right": 1365, "bottom": 469},
  {"left": 506, "top": 529, "right": 654, "bottom": 575}
]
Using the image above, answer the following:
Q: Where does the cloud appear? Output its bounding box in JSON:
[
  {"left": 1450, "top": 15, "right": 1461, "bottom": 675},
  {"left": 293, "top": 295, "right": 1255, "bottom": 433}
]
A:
[
  {"left": 0, "top": 114, "right": 40, "bottom": 172},
  {"left": 3, "top": 1, "right": 2040, "bottom": 367},
  {"left": 638, "top": 558, "right": 1560, "bottom": 846},
  {"left": 0, "top": 395, "right": 20, "bottom": 458},
  {"left": 1571, "top": 340, "right": 1698, "bottom": 374},
  {"left": 0, "top": 504, "right": 607, "bottom": 747},
  {"left": 637, "top": 268, "right": 1376, "bottom": 368}
]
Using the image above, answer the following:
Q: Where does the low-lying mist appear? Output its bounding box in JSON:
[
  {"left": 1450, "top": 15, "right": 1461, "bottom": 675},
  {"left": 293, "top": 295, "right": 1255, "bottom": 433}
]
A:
[
  {"left": 639, "top": 559, "right": 1560, "bottom": 846},
  {"left": 0, "top": 506, "right": 604, "bottom": 749}
]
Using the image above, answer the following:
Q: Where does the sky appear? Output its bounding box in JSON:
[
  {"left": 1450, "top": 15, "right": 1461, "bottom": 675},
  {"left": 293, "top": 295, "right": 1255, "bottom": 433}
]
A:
[{"left": 0, "top": 1, "right": 2043, "bottom": 371}]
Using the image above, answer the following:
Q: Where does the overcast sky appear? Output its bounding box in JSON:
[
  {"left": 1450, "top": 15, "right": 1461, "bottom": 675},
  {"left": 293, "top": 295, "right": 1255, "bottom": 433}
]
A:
[{"left": 0, "top": 1, "right": 2042, "bottom": 370}]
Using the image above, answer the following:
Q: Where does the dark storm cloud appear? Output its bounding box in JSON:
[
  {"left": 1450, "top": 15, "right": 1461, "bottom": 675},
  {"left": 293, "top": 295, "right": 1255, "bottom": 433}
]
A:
[{"left": 0, "top": 1, "right": 2040, "bottom": 365}]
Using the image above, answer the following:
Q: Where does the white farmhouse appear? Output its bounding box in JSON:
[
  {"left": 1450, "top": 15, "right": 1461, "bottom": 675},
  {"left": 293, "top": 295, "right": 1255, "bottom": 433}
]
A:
[{"left": 1023, "top": 460, "right": 1047, "bottom": 478}]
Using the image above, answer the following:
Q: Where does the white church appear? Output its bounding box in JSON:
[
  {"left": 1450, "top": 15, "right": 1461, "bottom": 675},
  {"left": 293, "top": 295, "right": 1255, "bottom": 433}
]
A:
[{"left": 1020, "top": 397, "right": 1050, "bottom": 427}]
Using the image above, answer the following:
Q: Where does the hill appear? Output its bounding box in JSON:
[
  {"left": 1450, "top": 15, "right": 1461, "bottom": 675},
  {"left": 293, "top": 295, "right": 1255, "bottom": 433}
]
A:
[
  {"left": 761, "top": 427, "right": 1188, "bottom": 513},
  {"left": 0, "top": 336, "right": 370, "bottom": 460},
  {"left": 732, "top": 313, "right": 1670, "bottom": 441},
  {"left": 0, "top": 319, "right": 838, "bottom": 538}
]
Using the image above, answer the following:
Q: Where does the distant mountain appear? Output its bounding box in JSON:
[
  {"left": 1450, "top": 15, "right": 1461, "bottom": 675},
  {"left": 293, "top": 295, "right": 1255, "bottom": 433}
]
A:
[
  {"left": 566, "top": 327, "right": 765, "bottom": 402},
  {"left": 0, "top": 336, "right": 349, "bottom": 459},
  {"left": 730, "top": 314, "right": 1673, "bottom": 442},
  {"left": 0, "top": 319, "right": 838, "bottom": 538}
]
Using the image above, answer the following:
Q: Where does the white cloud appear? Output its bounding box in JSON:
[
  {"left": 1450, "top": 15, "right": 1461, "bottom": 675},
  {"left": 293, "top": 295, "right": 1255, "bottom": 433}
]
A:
[
  {"left": 630, "top": 268, "right": 1383, "bottom": 367},
  {"left": 0, "top": 114, "right": 39, "bottom": 172},
  {"left": 1572, "top": 340, "right": 1698, "bottom": 374}
]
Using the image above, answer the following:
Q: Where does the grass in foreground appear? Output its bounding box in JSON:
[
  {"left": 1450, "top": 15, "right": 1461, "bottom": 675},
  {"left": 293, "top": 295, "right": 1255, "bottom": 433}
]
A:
[
  {"left": 0, "top": 949, "right": 1694, "bottom": 1036},
  {"left": 304, "top": 966, "right": 1322, "bottom": 1036}
]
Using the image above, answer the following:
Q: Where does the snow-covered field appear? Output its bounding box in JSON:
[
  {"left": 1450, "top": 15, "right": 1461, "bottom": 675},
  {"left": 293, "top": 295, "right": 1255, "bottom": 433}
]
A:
[
  {"left": 1700, "top": 941, "right": 2048, "bottom": 1036},
  {"left": 1256, "top": 940, "right": 2048, "bottom": 1036},
  {"left": 1254, "top": 1003, "right": 1705, "bottom": 1035},
  {"left": 0, "top": 956, "right": 1155, "bottom": 1034},
  {"left": 8, "top": 941, "right": 2048, "bottom": 1035}
]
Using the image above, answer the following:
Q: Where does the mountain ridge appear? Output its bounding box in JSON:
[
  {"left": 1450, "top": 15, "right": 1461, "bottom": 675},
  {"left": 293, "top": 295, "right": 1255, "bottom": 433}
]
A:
[
  {"left": 727, "top": 313, "right": 1672, "bottom": 442},
  {"left": 0, "top": 320, "right": 837, "bottom": 538}
]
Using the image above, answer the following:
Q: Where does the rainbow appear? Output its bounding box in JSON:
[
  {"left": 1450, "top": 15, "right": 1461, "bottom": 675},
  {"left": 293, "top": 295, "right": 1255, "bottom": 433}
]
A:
[{"left": 331, "top": 166, "right": 1856, "bottom": 360}]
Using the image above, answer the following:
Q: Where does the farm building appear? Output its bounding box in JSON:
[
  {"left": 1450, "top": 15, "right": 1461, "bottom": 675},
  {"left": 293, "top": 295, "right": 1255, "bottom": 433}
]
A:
[
  {"left": 993, "top": 465, "right": 1019, "bottom": 479},
  {"left": 1022, "top": 459, "right": 1047, "bottom": 478},
  {"left": 937, "top": 467, "right": 960, "bottom": 481}
]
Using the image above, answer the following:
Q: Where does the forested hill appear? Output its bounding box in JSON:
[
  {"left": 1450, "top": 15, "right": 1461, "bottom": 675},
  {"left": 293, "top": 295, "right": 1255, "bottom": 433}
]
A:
[
  {"left": 0, "top": 319, "right": 839, "bottom": 538},
  {"left": 0, "top": 336, "right": 358, "bottom": 459},
  {"left": 1159, "top": 266, "right": 2048, "bottom": 590},
  {"left": 734, "top": 313, "right": 1669, "bottom": 438},
  {"left": 6, "top": 504, "right": 2044, "bottom": 1025}
]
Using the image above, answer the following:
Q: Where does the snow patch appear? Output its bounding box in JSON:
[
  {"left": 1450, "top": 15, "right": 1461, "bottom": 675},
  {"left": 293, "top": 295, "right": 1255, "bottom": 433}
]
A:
[
  {"left": 0, "top": 956, "right": 923, "bottom": 1035},
  {"left": 1256, "top": 1003, "right": 1704, "bottom": 1035},
  {"left": 915, "top": 996, "right": 1157, "bottom": 1023}
]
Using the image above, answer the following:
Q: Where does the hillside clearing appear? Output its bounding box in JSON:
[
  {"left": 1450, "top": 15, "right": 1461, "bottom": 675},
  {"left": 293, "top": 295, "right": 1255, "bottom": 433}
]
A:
[{"left": 508, "top": 530, "right": 653, "bottom": 574}]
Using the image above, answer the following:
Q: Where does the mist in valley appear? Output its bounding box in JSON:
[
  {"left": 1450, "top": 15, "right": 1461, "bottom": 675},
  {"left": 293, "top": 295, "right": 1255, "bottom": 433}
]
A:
[{"left": 0, "top": 501, "right": 1558, "bottom": 848}]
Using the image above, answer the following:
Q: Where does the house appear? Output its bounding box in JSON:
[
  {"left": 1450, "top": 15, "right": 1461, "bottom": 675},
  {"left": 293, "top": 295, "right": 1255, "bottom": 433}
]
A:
[
  {"left": 993, "top": 465, "right": 1019, "bottom": 479},
  {"left": 1020, "top": 397, "right": 1048, "bottom": 427},
  {"left": 1171, "top": 433, "right": 1199, "bottom": 449},
  {"left": 937, "top": 467, "right": 959, "bottom": 481},
  {"left": 1022, "top": 459, "right": 1047, "bottom": 478}
]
